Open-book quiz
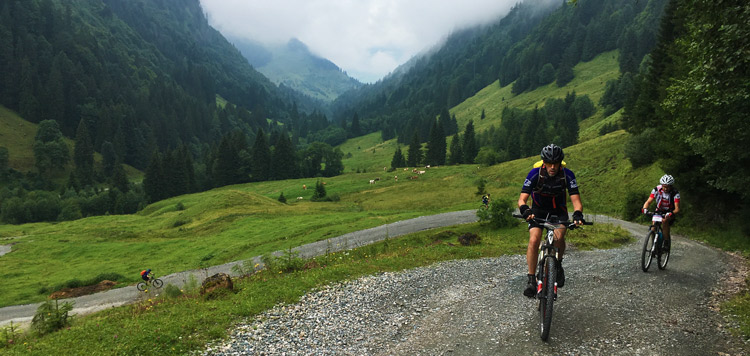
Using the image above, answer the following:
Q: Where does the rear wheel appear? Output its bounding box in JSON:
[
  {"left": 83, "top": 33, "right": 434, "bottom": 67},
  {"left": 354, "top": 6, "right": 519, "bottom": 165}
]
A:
[
  {"left": 658, "top": 238, "right": 670, "bottom": 270},
  {"left": 136, "top": 281, "right": 147, "bottom": 292},
  {"left": 539, "top": 256, "right": 556, "bottom": 341},
  {"left": 641, "top": 230, "right": 655, "bottom": 272}
]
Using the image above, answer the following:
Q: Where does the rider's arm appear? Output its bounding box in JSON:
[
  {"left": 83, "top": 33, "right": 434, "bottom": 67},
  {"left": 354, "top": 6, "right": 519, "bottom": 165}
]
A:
[
  {"left": 673, "top": 200, "right": 680, "bottom": 214},
  {"left": 518, "top": 192, "right": 530, "bottom": 208},
  {"left": 570, "top": 194, "right": 582, "bottom": 213},
  {"left": 642, "top": 197, "right": 654, "bottom": 212}
]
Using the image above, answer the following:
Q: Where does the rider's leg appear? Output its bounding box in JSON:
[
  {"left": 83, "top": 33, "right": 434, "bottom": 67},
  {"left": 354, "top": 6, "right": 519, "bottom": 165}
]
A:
[
  {"left": 554, "top": 227, "right": 567, "bottom": 260},
  {"left": 524, "top": 227, "right": 543, "bottom": 297},
  {"left": 527, "top": 228, "right": 543, "bottom": 274},
  {"left": 662, "top": 220, "right": 671, "bottom": 241},
  {"left": 554, "top": 227, "right": 568, "bottom": 287}
]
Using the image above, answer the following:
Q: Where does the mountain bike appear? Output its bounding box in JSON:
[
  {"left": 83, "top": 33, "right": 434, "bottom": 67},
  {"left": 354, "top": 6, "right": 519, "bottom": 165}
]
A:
[
  {"left": 641, "top": 212, "right": 671, "bottom": 272},
  {"left": 136, "top": 275, "right": 163, "bottom": 291},
  {"left": 514, "top": 214, "right": 592, "bottom": 341}
]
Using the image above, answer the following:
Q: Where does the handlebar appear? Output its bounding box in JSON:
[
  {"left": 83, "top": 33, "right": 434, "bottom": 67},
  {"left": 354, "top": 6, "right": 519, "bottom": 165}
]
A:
[{"left": 512, "top": 214, "right": 593, "bottom": 229}]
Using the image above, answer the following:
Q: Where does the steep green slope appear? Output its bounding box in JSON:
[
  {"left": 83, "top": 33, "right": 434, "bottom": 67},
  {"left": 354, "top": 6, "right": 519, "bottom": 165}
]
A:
[{"left": 450, "top": 50, "right": 621, "bottom": 137}]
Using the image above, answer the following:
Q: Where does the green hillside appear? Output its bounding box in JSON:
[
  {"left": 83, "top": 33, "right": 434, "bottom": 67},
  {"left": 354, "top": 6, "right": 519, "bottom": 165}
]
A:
[
  {"left": 451, "top": 50, "right": 621, "bottom": 138},
  {"left": 0, "top": 105, "right": 142, "bottom": 180}
]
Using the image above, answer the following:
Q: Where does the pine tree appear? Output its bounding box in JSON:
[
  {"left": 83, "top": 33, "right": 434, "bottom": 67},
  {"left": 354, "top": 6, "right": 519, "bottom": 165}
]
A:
[
  {"left": 73, "top": 119, "right": 94, "bottom": 186},
  {"left": 350, "top": 112, "right": 362, "bottom": 137},
  {"left": 251, "top": 128, "right": 271, "bottom": 181},
  {"left": 271, "top": 133, "right": 298, "bottom": 180},
  {"left": 144, "top": 151, "right": 166, "bottom": 202},
  {"left": 449, "top": 134, "right": 463, "bottom": 165},
  {"left": 462, "top": 120, "right": 478, "bottom": 164},
  {"left": 426, "top": 120, "right": 446, "bottom": 166},
  {"left": 407, "top": 132, "right": 422, "bottom": 167},
  {"left": 100, "top": 141, "right": 117, "bottom": 178},
  {"left": 390, "top": 146, "right": 406, "bottom": 169}
]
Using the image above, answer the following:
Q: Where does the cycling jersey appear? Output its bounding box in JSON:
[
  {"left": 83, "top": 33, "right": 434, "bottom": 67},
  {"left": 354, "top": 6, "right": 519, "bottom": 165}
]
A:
[
  {"left": 521, "top": 166, "right": 580, "bottom": 212},
  {"left": 650, "top": 185, "right": 680, "bottom": 212}
]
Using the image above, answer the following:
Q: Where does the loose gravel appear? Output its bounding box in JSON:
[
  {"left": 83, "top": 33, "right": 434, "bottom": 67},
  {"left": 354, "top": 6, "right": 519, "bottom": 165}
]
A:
[{"left": 203, "top": 219, "right": 749, "bottom": 356}]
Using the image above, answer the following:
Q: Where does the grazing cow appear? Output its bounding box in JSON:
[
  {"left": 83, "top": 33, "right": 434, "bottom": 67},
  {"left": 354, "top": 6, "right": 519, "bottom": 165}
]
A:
[
  {"left": 412, "top": 168, "right": 418, "bottom": 173},
  {"left": 426, "top": 165, "right": 431, "bottom": 168},
  {"left": 302, "top": 184, "right": 307, "bottom": 190},
  {"left": 369, "top": 179, "right": 375, "bottom": 184},
  {"left": 410, "top": 176, "right": 419, "bottom": 180},
  {"left": 418, "top": 170, "right": 426, "bottom": 175},
  {"left": 322, "top": 182, "right": 327, "bottom": 185},
  {"left": 394, "top": 175, "right": 398, "bottom": 181},
  {"left": 374, "top": 177, "right": 380, "bottom": 181},
  {"left": 403, "top": 168, "right": 408, "bottom": 171},
  {"left": 296, "top": 197, "right": 303, "bottom": 201}
]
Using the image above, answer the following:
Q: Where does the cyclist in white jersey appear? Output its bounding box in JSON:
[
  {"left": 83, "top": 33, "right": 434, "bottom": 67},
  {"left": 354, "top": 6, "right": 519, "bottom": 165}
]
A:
[{"left": 642, "top": 174, "right": 681, "bottom": 247}]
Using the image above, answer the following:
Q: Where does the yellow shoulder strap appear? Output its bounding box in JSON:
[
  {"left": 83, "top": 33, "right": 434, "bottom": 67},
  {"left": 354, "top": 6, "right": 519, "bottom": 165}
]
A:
[{"left": 533, "top": 160, "right": 566, "bottom": 168}]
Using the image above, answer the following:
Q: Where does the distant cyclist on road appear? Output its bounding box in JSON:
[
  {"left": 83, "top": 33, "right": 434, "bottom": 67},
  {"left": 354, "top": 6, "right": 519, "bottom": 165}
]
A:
[
  {"left": 518, "top": 144, "right": 584, "bottom": 298},
  {"left": 140, "top": 268, "right": 152, "bottom": 283},
  {"left": 641, "top": 174, "right": 680, "bottom": 248}
]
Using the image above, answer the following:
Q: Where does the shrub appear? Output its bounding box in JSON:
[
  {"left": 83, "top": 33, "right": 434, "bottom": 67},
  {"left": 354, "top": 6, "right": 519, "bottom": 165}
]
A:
[
  {"left": 31, "top": 300, "right": 73, "bottom": 336},
  {"left": 278, "top": 192, "right": 287, "bottom": 203},
  {"left": 477, "top": 199, "right": 518, "bottom": 229},
  {"left": 164, "top": 284, "right": 183, "bottom": 298},
  {"left": 262, "top": 248, "right": 305, "bottom": 273},
  {"left": 622, "top": 190, "right": 646, "bottom": 221},
  {"left": 624, "top": 128, "right": 658, "bottom": 168},
  {"left": 1, "top": 321, "right": 20, "bottom": 348}
]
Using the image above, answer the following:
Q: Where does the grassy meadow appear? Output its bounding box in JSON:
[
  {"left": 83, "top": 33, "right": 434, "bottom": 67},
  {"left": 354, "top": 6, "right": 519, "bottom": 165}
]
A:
[{"left": 0, "top": 130, "right": 657, "bottom": 309}]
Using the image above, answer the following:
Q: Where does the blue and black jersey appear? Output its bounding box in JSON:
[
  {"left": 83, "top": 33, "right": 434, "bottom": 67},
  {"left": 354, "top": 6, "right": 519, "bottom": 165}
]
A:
[{"left": 521, "top": 167, "right": 580, "bottom": 213}]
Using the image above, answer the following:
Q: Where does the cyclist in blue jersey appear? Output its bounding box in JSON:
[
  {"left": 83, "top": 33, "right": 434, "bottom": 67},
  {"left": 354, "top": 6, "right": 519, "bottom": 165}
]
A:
[{"left": 518, "top": 144, "right": 584, "bottom": 298}]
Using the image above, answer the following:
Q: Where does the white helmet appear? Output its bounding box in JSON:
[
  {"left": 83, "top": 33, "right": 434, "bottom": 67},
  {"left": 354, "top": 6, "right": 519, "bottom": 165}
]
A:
[{"left": 660, "top": 174, "right": 674, "bottom": 185}]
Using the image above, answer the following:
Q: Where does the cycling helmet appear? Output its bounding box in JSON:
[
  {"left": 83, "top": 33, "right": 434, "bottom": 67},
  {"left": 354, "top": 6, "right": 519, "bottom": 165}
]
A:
[
  {"left": 540, "top": 144, "right": 564, "bottom": 163},
  {"left": 660, "top": 174, "right": 674, "bottom": 185}
]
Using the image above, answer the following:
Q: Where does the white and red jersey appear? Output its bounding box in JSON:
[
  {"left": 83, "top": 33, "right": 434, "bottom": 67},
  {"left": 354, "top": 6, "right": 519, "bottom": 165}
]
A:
[{"left": 650, "top": 185, "right": 680, "bottom": 212}]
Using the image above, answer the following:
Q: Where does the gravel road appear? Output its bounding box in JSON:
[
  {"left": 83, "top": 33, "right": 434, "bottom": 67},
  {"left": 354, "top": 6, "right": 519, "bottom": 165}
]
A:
[{"left": 202, "top": 216, "right": 749, "bottom": 356}]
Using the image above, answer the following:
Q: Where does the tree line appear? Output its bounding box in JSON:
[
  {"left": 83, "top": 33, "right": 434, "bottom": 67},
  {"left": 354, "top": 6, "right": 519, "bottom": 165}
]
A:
[{"left": 619, "top": 0, "right": 750, "bottom": 226}]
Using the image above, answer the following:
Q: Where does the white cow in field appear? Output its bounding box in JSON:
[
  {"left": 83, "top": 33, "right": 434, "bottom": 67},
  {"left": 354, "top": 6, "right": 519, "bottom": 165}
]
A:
[
  {"left": 418, "top": 170, "right": 426, "bottom": 175},
  {"left": 296, "top": 196, "right": 303, "bottom": 201},
  {"left": 369, "top": 179, "right": 375, "bottom": 184}
]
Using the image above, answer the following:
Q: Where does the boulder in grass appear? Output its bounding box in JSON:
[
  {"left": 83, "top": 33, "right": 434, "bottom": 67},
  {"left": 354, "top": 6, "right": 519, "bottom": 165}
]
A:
[
  {"left": 458, "top": 233, "right": 481, "bottom": 246},
  {"left": 200, "top": 273, "right": 233, "bottom": 298}
]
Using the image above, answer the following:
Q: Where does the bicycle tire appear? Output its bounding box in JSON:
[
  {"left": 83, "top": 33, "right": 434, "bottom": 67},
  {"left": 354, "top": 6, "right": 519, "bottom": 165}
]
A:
[
  {"left": 658, "top": 238, "right": 670, "bottom": 270},
  {"left": 540, "top": 256, "right": 556, "bottom": 341},
  {"left": 136, "top": 281, "right": 147, "bottom": 292},
  {"left": 152, "top": 278, "right": 164, "bottom": 288},
  {"left": 641, "top": 230, "right": 655, "bottom": 272}
]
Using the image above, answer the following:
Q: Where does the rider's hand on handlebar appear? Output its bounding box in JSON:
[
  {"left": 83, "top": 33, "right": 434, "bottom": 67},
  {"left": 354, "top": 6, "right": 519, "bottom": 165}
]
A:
[
  {"left": 520, "top": 205, "right": 533, "bottom": 221},
  {"left": 642, "top": 208, "right": 648, "bottom": 215},
  {"left": 572, "top": 210, "right": 584, "bottom": 226}
]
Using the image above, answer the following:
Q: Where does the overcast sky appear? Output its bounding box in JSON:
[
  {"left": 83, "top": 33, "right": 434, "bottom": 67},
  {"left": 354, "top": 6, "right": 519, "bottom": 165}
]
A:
[{"left": 199, "top": 0, "right": 518, "bottom": 83}]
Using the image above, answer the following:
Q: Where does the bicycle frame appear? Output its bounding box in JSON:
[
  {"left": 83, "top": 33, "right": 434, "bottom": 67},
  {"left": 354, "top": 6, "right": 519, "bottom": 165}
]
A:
[{"left": 536, "top": 221, "right": 563, "bottom": 297}]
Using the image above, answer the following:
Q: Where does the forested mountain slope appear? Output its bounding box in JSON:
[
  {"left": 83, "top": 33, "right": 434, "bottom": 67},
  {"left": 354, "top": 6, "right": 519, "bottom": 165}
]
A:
[
  {"left": 0, "top": 0, "right": 299, "bottom": 169},
  {"left": 331, "top": 0, "right": 666, "bottom": 146}
]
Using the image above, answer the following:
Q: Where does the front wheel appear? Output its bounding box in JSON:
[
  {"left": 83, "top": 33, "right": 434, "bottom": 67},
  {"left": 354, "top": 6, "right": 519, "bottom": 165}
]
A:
[
  {"left": 539, "top": 256, "right": 556, "bottom": 341},
  {"left": 151, "top": 278, "right": 164, "bottom": 288},
  {"left": 658, "top": 238, "right": 670, "bottom": 270},
  {"left": 641, "top": 230, "right": 655, "bottom": 272}
]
